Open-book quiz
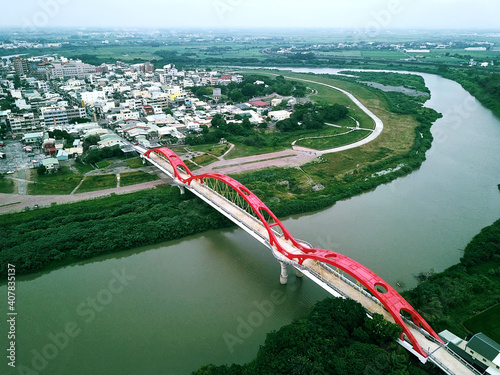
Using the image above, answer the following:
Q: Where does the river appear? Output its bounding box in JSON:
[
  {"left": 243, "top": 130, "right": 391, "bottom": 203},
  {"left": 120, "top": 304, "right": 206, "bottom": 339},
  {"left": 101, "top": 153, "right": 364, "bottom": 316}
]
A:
[{"left": 1, "top": 69, "right": 500, "bottom": 375}]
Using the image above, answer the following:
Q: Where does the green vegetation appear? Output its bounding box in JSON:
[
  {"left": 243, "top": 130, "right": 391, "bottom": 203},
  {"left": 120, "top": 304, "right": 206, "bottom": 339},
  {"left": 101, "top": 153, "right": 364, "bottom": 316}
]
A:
[
  {"left": 48, "top": 129, "right": 77, "bottom": 148},
  {"left": 341, "top": 71, "right": 430, "bottom": 94},
  {"left": 36, "top": 165, "right": 47, "bottom": 176},
  {"left": 190, "top": 144, "right": 230, "bottom": 157},
  {"left": 0, "top": 186, "right": 231, "bottom": 277},
  {"left": 76, "top": 174, "right": 117, "bottom": 193},
  {"left": 28, "top": 167, "right": 83, "bottom": 195},
  {"left": 0, "top": 177, "right": 14, "bottom": 194},
  {"left": 183, "top": 159, "right": 200, "bottom": 171},
  {"left": 192, "top": 298, "right": 438, "bottom": 375},
  {"left": 190, "top": 153, "right": 219, "bottom": 166},
  {"left": 295, "top": 129, "right": 371, "bottom": 150},
  {"left": 73, "top": 163, "right": 94, "bottom": 174},
  {"left": 96, "top": 159, "right": 113, "bottom": 169},
  {"left": 125, "top": 157, "right": 145, "bottom": 169},
  {"left": 200, "top": 74, "right": 307, "bottom": 103},
  {"left": 84, "top": 145, "right": 124, "bottom": 164},
  {"left": 119, "top": 171, "right": 159, "bottom": 187},
  {"left": 438, "top": 68, "right": 500, "bottom": 118},
  {"left": 276, "top": 102, "right": 349, "bottom": 132},
  {"left": 223, "top": 125, "right": 355, "bottom": 159},
  {"left": 463, "top": 304, "right": 500, "bottom": 343},
  {"left": 403, "top": 218, "right": 500, "bottom": 341}
]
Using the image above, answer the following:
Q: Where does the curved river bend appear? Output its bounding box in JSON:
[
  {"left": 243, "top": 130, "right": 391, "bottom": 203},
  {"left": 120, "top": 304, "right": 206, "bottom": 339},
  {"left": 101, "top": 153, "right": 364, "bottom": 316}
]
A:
[{"left": 2, "top": 69, "right": 499, "bottom": 375}]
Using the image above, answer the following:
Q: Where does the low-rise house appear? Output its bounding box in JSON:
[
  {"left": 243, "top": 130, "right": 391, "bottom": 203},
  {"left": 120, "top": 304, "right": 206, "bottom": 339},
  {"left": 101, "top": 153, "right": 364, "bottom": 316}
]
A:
[
  {"left": 465, "top": 333, "right": 500, "bottom": 374},
  {"left": 43, "top": 138, "right": 56, "bottom": 156},
  {"left": 56, "top": 150, "right": 69, "bottom": 161},
  {"left": 41, "top": 157, "right": 59, "bottom": 172},
  {"left": 23, "top": 132, "right": 44, "bottom": 144},
  {"left": 269, "top": 110, "right": 291, "bottom": 121}
]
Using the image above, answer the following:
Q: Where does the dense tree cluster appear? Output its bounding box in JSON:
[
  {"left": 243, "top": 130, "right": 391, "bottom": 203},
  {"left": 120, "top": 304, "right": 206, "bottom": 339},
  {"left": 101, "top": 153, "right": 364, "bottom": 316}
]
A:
[
  {"left": 84, "top": 145, "right": 124, "bottom": 164},
  {"left": 225, "top": 75, "right": 308, "bottom": 102},
  {"left": 0, "top": 186, "right": 232, "bottom": 277},
  {"left": 346, "top": 71, "right": 430, "bottom": 94},
  {"left": 192, "top": 298, "right": 437, "bottom": 375},
  {"left": 48, "top": 129, "right": 77, "bottom": 148},
  {"left": 276, "top": 102, "right": 349, "bottom": 132}
]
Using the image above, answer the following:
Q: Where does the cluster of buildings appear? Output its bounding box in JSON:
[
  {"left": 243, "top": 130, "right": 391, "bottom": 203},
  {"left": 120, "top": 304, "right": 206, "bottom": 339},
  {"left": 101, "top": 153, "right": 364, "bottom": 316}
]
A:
[{"left": 0, "top": 54, "right": 296, "bottom": 171}]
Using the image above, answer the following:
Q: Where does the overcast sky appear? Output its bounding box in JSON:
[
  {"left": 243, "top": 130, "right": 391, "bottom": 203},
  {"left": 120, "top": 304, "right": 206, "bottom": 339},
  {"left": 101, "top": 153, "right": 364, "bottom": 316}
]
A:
[{"left": 2, "top": 0, "right": 500, "bottom": 30}]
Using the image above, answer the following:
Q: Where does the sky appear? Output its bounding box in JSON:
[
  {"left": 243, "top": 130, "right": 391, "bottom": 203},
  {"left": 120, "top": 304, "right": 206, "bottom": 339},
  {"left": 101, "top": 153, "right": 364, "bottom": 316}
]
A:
[{"left": 2, "top": 0, "right": 500, "bottom": 30}]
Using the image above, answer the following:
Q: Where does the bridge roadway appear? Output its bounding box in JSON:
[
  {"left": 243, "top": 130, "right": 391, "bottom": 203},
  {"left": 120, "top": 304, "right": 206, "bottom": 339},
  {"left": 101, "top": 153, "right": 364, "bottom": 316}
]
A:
[{"left": 144, "top": 150, "right": 478, "bottom": 375}]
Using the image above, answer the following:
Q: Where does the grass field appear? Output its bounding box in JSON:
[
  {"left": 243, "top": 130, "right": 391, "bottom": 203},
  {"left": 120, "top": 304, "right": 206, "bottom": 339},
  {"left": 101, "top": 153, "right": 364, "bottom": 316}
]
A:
[
  {"left": 191, "top": 153, "right": 219, "bottom": 166},
  {"left": 28, "top": 167, "right": 82, "bottom": 195},
  {"left": 295, "top": 129, "right": 372, "bottom": 150},
  {"left": 76, "top": 174, "right": 117, "bottom": 193},
  {"left": 0, "top": 178, "right": 15, "bottom": 194},
  {"left": 125, "top": 157, "right": 145, "bottom": 169},
  {"left": 183, "top": 160, "right": 200, "bottom": 171},
  {"left": 190, "top": 144, "right": 230, "bottom": 157},
  {"left": 96, "top": 159, "right": 113, "bottom": 169},
  {"left": 462, "top": 303, "right": 500, "bottom": 343},
  {"left": 120, "top": 171, "right": 159, "bottom": 187},
  {"left": 73, "top": 163, "right": 94, "bottom": 174}
]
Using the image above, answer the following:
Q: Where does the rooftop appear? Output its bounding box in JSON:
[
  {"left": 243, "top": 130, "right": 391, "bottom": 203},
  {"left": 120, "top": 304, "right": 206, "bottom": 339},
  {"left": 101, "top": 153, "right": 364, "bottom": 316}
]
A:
[{"left": 467, "top": 333, "right": 500, "bottom": 362}]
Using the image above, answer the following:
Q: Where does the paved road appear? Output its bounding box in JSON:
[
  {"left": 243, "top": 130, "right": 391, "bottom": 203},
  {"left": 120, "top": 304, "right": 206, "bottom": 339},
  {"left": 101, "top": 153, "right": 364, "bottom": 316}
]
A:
[
  {"left": 0, "top": 179, "right": 169, "bottom": 214},
  {"left": 276, "top": 75, "right": 384, "bottom": 155},
  {"left": 197, "top": 149, "right": 319, "bottom": 175}
]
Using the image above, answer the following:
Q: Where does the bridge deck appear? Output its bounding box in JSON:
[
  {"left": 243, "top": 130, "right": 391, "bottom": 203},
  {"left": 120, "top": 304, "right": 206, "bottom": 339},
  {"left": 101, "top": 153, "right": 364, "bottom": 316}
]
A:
[{"left": 147, "top": 152, "right": 477, "bottom": 375}]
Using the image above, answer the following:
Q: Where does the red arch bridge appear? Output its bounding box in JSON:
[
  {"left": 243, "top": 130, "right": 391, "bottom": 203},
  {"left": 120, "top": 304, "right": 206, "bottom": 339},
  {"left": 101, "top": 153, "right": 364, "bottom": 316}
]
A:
[{"left": 142, "top": 147, "right": 478, "bottom": 375}]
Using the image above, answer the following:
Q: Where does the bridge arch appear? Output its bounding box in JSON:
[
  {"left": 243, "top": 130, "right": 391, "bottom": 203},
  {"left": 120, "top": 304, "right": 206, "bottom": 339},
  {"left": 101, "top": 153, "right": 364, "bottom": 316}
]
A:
[{"left": 144, "top": 147, "right": 443, "bottom": 358}]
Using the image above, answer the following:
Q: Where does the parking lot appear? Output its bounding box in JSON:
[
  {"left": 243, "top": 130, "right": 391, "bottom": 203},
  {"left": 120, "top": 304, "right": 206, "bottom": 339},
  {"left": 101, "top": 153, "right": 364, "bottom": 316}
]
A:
[{"left": 0, "top": 140, "right": 44, "bottom": 174}]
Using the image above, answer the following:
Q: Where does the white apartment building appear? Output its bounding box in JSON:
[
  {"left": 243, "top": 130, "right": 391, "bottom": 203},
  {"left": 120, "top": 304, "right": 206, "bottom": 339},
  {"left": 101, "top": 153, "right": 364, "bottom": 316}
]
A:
[
  {"left": 106, "top": 109, "right": 140, "bottom": 122},
  {"left": 41, "top": 106, "right": 69, "bottom": 126},
  {"left": 45, "top": 60, "right": 97, "bottom": 80},
  {"left": 80, "top": 91, "right": 106, "bottom": 106},
  {"left": 66, "top": 107, "right": 87, "bottom": 120},
  {"left": 8, "top": 112, "right": 44, "bottom": 133}
]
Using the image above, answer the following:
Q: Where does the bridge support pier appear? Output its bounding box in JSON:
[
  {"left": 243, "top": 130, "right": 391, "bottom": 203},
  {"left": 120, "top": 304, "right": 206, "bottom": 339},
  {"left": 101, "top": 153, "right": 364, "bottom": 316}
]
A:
[
  {"left": 279, "top": 262, "right": 288, "bottom": 285},
  {"left": 178, "top": 185, "right": 185, "bottom": 195},
  {"left": 295, "top": 269, "right": 304, "bottom": 278}
]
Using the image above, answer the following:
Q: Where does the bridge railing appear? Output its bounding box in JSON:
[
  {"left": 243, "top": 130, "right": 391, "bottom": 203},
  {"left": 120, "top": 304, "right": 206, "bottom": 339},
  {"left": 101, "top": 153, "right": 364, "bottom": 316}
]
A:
[
  {"left": 427, "top": 355, "right": 456, "bottom": 375},
  {"left": 296, "top": 263, "right": 351, "bottom": 299},
  {"left": 319, "top": 262, "right": 384, "bottom": 307},
  {"left": 194, "top": 181, "right": 267, "bottom": 239},
  {"left": 436, "top": 346, "right": 482, "bottom": 375},
  {"left": 197, "top": 180, "right": 287, "bottom": 240},
  {"left": 401, "top": 316, "right": 481, "bottom": 373}
]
